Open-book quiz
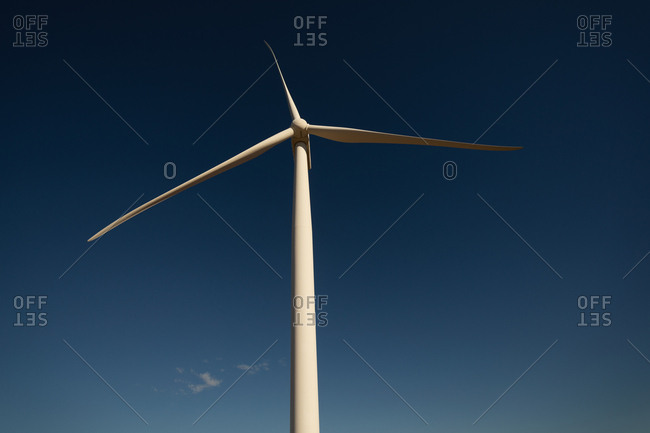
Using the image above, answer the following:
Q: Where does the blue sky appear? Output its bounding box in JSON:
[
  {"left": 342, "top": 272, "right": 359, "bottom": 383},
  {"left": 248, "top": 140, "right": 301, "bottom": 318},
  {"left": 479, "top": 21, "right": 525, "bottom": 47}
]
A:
[{"left": 2, "top": 0, "right": 650, "bottom": 432}]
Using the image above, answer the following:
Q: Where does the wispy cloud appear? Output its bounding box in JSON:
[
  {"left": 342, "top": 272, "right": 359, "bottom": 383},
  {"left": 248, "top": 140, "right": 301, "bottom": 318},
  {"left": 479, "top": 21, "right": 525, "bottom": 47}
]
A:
[
  {"left": 175, "top": 358, "right": 267, "bottom": 396},
  {"left": 188, "top": 371, "right": 222, "bottom": 394},
  {"left": 175, "top": 367, "right": 222, "bottom": 394},
  {"left": 236, "top": 361, "right": 270, "bottom": 374}
]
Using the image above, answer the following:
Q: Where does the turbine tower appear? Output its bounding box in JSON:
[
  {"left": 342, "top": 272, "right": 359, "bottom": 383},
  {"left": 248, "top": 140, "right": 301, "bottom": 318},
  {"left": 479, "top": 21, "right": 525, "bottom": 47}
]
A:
[{"left": 89, "top": 42, "right": 521, "bottom": 433}]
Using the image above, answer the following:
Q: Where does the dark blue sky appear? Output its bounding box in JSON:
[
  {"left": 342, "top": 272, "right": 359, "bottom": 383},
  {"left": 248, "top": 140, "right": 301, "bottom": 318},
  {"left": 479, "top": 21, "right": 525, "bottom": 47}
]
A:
[{"left": 3, "top": 1, "right": 650, "bottom": 432}]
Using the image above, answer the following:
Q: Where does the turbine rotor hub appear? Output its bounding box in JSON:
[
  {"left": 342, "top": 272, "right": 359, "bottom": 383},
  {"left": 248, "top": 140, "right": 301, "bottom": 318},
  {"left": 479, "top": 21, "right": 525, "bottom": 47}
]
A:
[
  {"left": 291, "top": 118, "right": 309, "bottom": 135},
  {"left": 290, "top": 118, "right": 312, "bottom": 169}
]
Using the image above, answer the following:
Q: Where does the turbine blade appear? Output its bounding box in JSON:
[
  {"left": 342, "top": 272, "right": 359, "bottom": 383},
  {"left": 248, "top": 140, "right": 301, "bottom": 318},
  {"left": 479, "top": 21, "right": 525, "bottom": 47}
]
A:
[
  {"left": 264, "top": 41, "right": 300, "bottom": 121},
  {"left": 88, "top": 128, "right": 294, "bottom": 242},
  {"left": 307, "top": 124, "right": 522, "bottom": 151}
]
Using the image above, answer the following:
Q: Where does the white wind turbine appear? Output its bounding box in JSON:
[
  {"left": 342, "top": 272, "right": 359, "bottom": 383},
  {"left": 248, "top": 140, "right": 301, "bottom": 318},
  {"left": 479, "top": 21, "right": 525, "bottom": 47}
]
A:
[{"left": 89, "top": 42, "right": 521, "bottom": 433}]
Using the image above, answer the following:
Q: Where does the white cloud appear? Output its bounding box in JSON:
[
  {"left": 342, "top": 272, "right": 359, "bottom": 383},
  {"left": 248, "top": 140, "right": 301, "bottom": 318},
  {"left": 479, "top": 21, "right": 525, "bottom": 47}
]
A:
[
  {"left": 176, "top": 367, "right": 184, "bottom": 374},
  {"left": 188, "top": 371, "right": 222, "bottom": 394},
  {"left": 236, "top": 361, "right": 270, "bottom": 375},
  {"left": 200, "top": 372, "right": 220, "bottom": 386}
]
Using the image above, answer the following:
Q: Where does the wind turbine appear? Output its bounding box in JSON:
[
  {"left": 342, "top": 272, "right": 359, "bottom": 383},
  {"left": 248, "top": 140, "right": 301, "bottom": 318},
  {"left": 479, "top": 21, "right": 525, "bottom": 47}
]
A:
[{"left": 89, "top": 42, "right": 521, "bottom": 433}]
